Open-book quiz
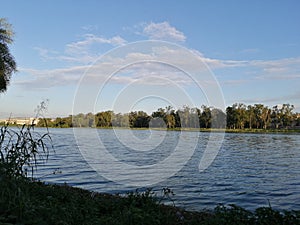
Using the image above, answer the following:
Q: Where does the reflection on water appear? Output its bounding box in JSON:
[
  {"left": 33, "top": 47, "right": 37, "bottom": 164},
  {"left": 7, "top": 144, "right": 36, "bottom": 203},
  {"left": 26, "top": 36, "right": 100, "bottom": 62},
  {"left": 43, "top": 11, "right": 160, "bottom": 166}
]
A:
[{"left": 33, "top": 128, "right": 300, "bottom": 211}]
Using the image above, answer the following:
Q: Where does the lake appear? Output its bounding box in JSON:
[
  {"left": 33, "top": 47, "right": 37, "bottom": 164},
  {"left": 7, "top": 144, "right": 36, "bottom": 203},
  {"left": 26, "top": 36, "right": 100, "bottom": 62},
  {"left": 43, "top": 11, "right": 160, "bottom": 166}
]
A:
[{"left": 32, "top": 127, "right": 300, "bottom": 211}]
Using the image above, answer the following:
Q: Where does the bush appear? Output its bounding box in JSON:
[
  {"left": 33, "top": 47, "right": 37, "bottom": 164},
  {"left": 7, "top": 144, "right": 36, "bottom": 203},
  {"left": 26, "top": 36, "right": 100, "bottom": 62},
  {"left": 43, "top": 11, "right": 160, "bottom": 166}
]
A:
[{"left": 0, "top": 121, "right": 52, "bottom": 178}]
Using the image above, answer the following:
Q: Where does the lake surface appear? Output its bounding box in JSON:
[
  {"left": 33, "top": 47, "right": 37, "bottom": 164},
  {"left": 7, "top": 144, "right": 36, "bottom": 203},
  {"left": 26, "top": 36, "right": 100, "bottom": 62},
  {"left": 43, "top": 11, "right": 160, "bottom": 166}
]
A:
[{"left": 32, "top": 128, "right": 300, "bottom": 211}]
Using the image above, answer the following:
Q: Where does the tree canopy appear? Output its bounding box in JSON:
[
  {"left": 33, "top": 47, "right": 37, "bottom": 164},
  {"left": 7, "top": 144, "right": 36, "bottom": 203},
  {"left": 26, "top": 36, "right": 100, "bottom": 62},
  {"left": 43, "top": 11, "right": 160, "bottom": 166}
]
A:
[
  {"left": 0, "top": 18, "right": 17, "bottom": 93},
  {"left": 34, "top": 103, "right": 300, "bottom": 130}
]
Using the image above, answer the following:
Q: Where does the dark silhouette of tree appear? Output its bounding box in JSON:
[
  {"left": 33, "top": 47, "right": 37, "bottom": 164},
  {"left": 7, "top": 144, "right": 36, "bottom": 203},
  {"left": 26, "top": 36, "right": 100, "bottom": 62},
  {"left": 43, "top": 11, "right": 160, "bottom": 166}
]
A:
[
  {"left": 200, "top": 105, "right": 211, "bottom": 128},
  {"left": 0, "top": 18, "right": 17, "bottom": 92}
]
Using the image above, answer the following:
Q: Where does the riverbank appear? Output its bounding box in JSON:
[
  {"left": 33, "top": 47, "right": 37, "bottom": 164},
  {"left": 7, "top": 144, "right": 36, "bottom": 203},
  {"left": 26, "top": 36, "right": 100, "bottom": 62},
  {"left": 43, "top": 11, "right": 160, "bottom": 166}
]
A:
[
  {"left": 5, "top": 122, "right": 300, "bottom": 134},
  {"left": 0, "top": 176, "right": 299, "bottom": 225}
]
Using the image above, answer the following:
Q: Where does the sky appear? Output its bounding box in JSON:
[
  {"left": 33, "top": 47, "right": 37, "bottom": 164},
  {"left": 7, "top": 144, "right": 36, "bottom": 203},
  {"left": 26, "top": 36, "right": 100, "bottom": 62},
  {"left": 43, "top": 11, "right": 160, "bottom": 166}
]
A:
[{"left": 1, "top": 0, "right": 300, "bottom": 118}]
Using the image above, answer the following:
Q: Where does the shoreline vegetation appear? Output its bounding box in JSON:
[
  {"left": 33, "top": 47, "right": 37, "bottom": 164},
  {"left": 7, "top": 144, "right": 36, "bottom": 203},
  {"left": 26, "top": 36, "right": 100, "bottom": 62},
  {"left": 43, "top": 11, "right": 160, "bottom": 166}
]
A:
[
  {"left": 4, "top": 124, "right": 300, "bottom": 134},
  {"left": 1, "top": 176, "right": 300, "bottom": 225},
  {"left": 3, "top": 103, "right": 298, "bottom": 132}
]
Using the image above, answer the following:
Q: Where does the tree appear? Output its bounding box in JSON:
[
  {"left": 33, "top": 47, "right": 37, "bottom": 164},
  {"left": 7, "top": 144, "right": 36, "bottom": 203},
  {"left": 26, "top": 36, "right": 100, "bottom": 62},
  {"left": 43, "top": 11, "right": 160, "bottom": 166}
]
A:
[
  {"left": 200, "top": 105, "right": 211, "bottom": 128},
  {"left": 281, "top": 104, "right": 294, "bottom": 128},
  {"left": 235, "top": 103, "right": 247, "bottom": 129},
  {"left": 261, "top": 106, "right": 271, "bottom": 129},
  {"left": 246, "top": 105, "right": 255, "bottom": 129},
  {"left": 226, "top": 106, "right": 237, "bottom": 129},
  {"left": 0, "top": 18, "right": 17, "bottom": 92},
  {"left": 165, "top": 114, "right": 175, "bottom": 128},
  {"left": 134, "top": 111, "right": 150, "bottom": 128},
  {"left": 211, "top": 108, "right": 226, "bottom": 129},
  {"left": 253, "top": 104, "right": 264, "bottom": 129},
  {"left": 95, "top": 111, "right": 112, "bottom": 127},
  {"left": 177, "top": 105, "right": 191, "bottom": 128}
]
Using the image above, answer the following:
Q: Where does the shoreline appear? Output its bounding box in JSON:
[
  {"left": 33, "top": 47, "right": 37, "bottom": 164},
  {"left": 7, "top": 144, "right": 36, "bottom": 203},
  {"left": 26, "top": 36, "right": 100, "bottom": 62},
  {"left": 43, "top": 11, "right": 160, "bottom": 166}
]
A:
[
  {"left": 4, "top": 124, "right": 300, "bottom": 134},
  {"left": 34, "top": 125, "right": 300, "bottom": 134},
  {"left": 1, "top": 176, "right": 299, "bottom": 225},
  {"left": 3, "top": 122, "right": 300, "bottom": 134}
]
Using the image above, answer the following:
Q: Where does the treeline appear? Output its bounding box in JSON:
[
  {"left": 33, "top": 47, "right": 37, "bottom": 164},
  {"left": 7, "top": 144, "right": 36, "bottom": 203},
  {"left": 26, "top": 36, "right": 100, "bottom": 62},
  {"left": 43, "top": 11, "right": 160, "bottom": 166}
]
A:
[{"left": 37, "top": 103, "right": 300, "bottom": 130}]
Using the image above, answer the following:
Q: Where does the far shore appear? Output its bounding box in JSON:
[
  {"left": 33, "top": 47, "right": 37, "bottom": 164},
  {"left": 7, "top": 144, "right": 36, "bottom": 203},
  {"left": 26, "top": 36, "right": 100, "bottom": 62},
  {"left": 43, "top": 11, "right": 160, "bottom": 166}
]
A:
[{"left": 3, "top": 123, "right": 300, "bottom": 134}]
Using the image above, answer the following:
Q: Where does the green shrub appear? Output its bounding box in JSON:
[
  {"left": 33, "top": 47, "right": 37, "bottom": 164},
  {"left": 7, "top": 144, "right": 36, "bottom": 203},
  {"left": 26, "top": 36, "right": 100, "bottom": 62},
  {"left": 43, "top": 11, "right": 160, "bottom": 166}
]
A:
[{"left": 0, "top": 121, "right": 52, "bottom": 178}]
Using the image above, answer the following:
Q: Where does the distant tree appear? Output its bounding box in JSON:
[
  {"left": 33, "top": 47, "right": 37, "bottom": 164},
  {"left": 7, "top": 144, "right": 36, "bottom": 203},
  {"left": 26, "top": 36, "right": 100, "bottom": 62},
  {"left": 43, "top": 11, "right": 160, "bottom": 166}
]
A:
[
  {"left": 281, "top": 104, "right": 294, "bottom": 128},
  {"left": 200, "top": 105, "right": 211, "bottom": 128},
  {"left": 37, "top": 118, "right": 54, "bottom": 127},
  {"left": 261, "top": 106, "right": 271, "bottom": 129},
  {"left": 246, "top": 105, "right": 255, "bottom": 129},
  {"left": 0, "top": 18, "right": 17, "bottom": 92},
  {"left": 112, "top": 113, "right": 130, "bottom": 127},
  {"left": 165, "top": 114, "right": 176, "bottom": 128},
  {"left": 133, "top": 111, "right": 150, "bottom": 128},
  {"left": 151, "top": 108, "right": 166, "bottom": 118},
  {"left": 95, "top": 111, "right": 112, "bottom": 127},
  {"left": 150, "top": 106, "right": 177, "bottom": 128},
  {"left": 177, "top": 106, "right": 191, "bottom": 128},
  {"left": 253, "top": 104, "right": 264, "bottom": 129},
  {"left": 151, "top": 107, "right": 167, "bottom": 128},
  {"left": 235, "top": 103, "right": 247, "bottom": 129},
  {"left": 226, "top": 106, "right": 237, "bottom": 129},
  {"left": 211, "top": 108, "right": 226, "bottom": 129},
  {"left": 85, "top": 112, "right": 95, "bottom": 127}
]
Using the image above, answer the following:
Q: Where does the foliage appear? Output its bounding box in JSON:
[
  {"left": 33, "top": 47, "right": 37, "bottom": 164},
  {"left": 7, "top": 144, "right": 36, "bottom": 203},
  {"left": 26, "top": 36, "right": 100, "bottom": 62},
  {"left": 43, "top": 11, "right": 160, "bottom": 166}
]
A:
[
  {"left": 0, "top": 100, "right": 52, "bottom": 178},
  {"left": 0, "top": 122, "right": 52, "bottom": 178},
  {"left": 0, "top": 18, "right": 17, "bottom": 93},
  {"left": 0, "top": 179, "right": 299, "bottom": 225},
  {"left": 33, "top": 103, "right": 299, "bottom": 131}
]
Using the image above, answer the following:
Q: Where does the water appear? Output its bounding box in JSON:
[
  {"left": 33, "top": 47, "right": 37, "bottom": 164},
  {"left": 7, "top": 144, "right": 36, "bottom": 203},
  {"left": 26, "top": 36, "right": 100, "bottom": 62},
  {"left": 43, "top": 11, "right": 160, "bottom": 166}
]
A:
[{"left": 32, "top": 128, "right": 300, "bottom": 211}]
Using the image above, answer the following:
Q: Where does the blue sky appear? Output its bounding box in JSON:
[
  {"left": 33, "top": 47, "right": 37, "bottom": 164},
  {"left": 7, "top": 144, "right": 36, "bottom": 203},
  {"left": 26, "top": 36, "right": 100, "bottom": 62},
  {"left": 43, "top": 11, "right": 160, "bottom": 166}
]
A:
[{"left": 1, "top": 0, "right": 300, "bottom": 118}]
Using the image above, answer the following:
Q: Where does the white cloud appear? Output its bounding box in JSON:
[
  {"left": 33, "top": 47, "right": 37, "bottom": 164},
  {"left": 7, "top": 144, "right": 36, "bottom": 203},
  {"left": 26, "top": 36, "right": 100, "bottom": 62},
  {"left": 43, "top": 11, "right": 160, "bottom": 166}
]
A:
[
  {"left": 17, "top": 66, "right": 88, "bottom": 89},
  {"left": 66, "top": 34, "right": 127, "bottom": 54},
  {"left": 27, "top": 43, "right": 300, "bottom": 91},
  {"left": 250, "top": 57, "right": 300, "bottom": 80},
  {"left": 35, "top": 34, "right": 127, "bottom": 64},
  {"left": 143, "top": 22, "right": 186, "bottom": 42}
]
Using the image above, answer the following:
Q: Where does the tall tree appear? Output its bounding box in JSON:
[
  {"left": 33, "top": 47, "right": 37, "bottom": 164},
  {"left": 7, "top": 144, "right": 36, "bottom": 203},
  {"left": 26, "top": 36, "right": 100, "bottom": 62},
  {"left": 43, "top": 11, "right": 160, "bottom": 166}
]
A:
[
  {"left": 246, "top": 105, "right": 255, "bottom": 129},
  {"left": 0, "top": 18, "right": 17, "bottom": 92},
  {"left": 211, "top": 108, "right": 226, "bottom": 129},
  {"left": 226, "top": 106, "right": 237, "bottom": 129},
  {"left": 200, "top": 105, "right": 211, "bottom": 128},
  {"left": 281, "top": 104, "right": 294, "bottom": 128}
]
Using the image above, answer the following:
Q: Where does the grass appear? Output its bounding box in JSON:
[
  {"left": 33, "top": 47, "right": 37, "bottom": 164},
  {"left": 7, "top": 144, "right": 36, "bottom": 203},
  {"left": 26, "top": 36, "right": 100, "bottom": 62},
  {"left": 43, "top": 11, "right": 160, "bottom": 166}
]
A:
[{"left": 0, "top": 176, "right": 299, "bottom": 225}]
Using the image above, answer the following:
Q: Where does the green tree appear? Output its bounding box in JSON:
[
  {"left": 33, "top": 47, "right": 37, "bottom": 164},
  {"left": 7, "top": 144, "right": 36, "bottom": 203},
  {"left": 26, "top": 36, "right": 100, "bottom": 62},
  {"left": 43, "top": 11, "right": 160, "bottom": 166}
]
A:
[
  {"left": 261, "top": 106, "right": 271, "bottom": 129},
  {"left": 177, "top": 105, "right": 191, "bottom": 128},
  {"left": 95, "top": 111, "right": 113, "bottom": 127},
  {"left": 200, "top": 105, "right": 211, "bottom": 128},
  {"left": 112, "top": 113, "right": 130, "bottom": 127},
  {"left": 134, "top": 111, "right": 150, "bottom": 128},
  {"left": 165, "top": 114, "right": 175, "bottom": 128},
  {"left": 151, "top": 108, "right": 167, "bottom": 128},
  {"left": 151, "top": 107, "right": 166, "bottom": 118},
  {"left": 226, "top": 106, "right": 237, "bottom": 129},
  {"left": 0, "top": 18, "right": 17, "bottom": 92},
  {"left": 246, "top": 105, "right": 255, "bottom": 129},
  {"left": 211, "top": 108, "right": 226, "bottom": 129},
  {"left": 235, "top": 103, "right": 247, "bottom": 129},
  {"left": 37, "top": 118, "right": 54, "bottom": 127},
  {"left": 73, "top": 113, "right": 86, "bottom": 127},
  {"left": 281, "top": 104, "right": 294, "bottom": 128},
  {"left": 253, "top": 104, "right": 264, "bottom": 129}
]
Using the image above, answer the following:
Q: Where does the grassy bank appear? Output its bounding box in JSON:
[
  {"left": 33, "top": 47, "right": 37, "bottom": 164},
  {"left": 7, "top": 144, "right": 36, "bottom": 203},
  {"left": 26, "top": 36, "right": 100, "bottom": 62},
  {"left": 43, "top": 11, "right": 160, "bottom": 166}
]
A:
[{"left": 0, "top": 176, "right": 299, "bottom": 225}]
